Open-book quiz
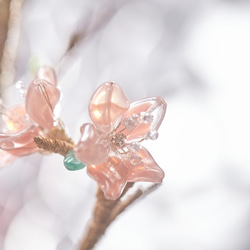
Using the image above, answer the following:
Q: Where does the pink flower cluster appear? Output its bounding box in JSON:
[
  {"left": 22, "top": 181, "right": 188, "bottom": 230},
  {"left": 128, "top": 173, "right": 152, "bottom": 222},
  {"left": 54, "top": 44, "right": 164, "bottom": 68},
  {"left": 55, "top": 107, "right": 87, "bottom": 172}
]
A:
[{"left": 0, "top": 68, "right": 167, "bottom": 200}]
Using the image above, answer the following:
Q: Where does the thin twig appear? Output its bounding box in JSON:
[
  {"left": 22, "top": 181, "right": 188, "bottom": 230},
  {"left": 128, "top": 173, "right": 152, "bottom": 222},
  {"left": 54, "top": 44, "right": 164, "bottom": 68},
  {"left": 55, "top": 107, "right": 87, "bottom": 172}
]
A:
[
  {"left": 120, "top": 182, "right": 134, "bottom": 198},
  {"left": 56, "top": 2, "right": 131, "bottom": 83},
  {"left": 0, "top": 0, "right": 11, "bottom": 72},
  {"left": 108, "top": 183, "right": 161, "bottom": 226}
]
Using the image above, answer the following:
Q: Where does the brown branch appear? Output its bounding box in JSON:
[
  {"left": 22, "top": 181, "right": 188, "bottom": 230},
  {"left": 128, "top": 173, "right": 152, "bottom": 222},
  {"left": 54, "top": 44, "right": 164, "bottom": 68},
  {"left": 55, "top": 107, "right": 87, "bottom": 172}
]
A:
[
  {"left": 34, "top": 136, "right": 74, "bottom": 156},
  {"left": 120, "top": 182, "right": 134, "bottom": 198},
  {"left": 79, "top": 182, "right": 135, "bottom": 250},
  {"left": 79, "top": 186, "right": 120, "bottom": 250},
  {"left": 79, "top": 183, "right": 161, "bottom": 250}
]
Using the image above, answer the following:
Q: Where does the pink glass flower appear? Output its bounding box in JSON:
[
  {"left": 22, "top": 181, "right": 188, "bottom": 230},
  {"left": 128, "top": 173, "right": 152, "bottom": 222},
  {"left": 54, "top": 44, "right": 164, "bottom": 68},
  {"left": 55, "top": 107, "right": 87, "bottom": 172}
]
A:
[
  {"left": 74, "top": 82, "right": 167, "bottom": 200},
  {"left": 0, "top": 66, "right": 60, "bottom": 160}
]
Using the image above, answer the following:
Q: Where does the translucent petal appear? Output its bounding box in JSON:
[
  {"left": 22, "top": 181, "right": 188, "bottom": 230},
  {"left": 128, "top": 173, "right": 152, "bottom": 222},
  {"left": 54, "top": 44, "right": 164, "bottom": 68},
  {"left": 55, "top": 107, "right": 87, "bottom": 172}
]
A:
[
  {"left": 35, "top": 66, "right": 57, "bottom": 86},
  {"left": 74, "top": 123, "right": 110, "bottom": 165},
  {"left": 0, "top": 104, "right": 41, "bottom": 156},
  {"left": 122, "top": 97, "right": 167, "bottom": 141},
  {"left": 0, "top": 104, "right": 31, "bottom": 133},
  {"left": 25, "top": 79, "right": 61, "bottom": 129},
  {"left": 87, "top": 154, "right": 128, "bottom": 200},
  {"left": 89, "top": 82, "right": 130, "bottom": 132},
  {"left": 0, "top": 125, "right": 42, "bottom": 156},
  {"left": 126, "top": 147, "right": 165, "bottom": 183}
]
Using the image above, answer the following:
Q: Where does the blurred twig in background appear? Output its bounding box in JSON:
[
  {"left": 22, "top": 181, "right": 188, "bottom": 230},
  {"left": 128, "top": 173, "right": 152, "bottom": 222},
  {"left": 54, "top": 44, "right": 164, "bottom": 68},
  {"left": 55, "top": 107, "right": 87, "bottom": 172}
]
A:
[
  {"left": 57, "top": 1, "right": 129, "bottom": 82},
  {"left": 0, "top": 0, "right": 10, "bottom": 63},
  {"left": 0, "top": 0, "right": 11, "bottom": 98},
  {"left": 0, "top": 0, "right": 24, "bottom": 101}
]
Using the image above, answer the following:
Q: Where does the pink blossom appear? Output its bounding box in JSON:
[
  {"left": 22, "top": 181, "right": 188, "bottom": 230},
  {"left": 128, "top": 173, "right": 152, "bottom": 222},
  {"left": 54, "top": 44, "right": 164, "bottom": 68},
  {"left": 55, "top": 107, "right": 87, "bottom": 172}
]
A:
[
  {"left": 0, "top": 67, "right": 60, "bottom": 164},
  {"left": 74, "top": 82, "right": 167, "bottom": 200}
]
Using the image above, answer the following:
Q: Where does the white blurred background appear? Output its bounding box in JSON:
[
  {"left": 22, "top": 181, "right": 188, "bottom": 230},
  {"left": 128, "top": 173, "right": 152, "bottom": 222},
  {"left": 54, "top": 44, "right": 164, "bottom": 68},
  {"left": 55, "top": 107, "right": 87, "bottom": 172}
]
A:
[{"left": 1, "top": 0, "right": 250, "bottom": 249}]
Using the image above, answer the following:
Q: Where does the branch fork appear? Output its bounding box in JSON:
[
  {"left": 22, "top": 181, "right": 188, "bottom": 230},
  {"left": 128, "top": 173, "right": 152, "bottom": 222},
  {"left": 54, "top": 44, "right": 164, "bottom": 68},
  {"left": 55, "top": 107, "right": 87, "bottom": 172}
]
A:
[{"left": 33, "top": 135, "right": 160, "bottom": 250}]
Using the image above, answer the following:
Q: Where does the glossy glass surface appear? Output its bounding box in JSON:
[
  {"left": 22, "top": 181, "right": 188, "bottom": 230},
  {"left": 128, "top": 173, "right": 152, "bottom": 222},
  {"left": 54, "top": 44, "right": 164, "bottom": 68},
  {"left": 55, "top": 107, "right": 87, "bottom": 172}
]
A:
[
  {"left": 89, "top": 82, "right": 129, "bottom": 132},
  {"left": 74, "top": 123, "right": 110, "bottom": 165},
  {"left": 25, "top": 79, "right": 60, "bottom": 130}
]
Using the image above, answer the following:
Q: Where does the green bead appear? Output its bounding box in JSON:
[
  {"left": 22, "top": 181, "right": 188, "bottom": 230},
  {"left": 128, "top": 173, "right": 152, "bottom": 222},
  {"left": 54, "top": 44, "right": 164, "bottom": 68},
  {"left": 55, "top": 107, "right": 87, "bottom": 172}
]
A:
[{"left": 64, "top": 150, "right": 86, "bottom": 171}]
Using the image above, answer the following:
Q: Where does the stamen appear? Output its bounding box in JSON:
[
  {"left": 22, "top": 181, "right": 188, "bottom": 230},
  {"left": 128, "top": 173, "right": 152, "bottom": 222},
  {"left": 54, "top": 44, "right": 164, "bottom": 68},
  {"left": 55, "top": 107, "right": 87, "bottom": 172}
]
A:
[
  {"left": 110, "top": 122, "right": 121, "bottom": 133},
  {"left": 117, "top": 126, "right": 126, "bottom": 134},
  {"left": 140, "top": 112, "right": 153, "bottom": 124}
]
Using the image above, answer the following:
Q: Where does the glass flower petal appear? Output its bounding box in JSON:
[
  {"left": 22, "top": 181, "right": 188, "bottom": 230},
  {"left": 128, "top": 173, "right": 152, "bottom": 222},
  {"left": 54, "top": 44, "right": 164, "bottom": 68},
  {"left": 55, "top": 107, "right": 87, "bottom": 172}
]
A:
[
  {"left": 0, "top": 125, "right": 42, "bottom": 156},
  {"left": 126, "top": 147, "right": 165, "bottom": 183},
  {"left": 0, "top": 104, "right": 41, "bottom": 156},
  {"left": 74, "top": 123, "right": 110, "bottom": 165},
  {"left": 25, "top": 79, "right": 61, "bottom": 130},
  {"left": 122, "top": 97, "right": 167, "bottom": 141},
  {"left": 0, "top": 104, "right": 31, "bottom": 133},
  {"left": 35, "top": 66, "right": 57, "bottom": 86},
  {"left": 89, "top": 82, "right": 130, "bottom": 132},
  {"left": 87, "top": 154, "right": 128, "bottom": 200}
]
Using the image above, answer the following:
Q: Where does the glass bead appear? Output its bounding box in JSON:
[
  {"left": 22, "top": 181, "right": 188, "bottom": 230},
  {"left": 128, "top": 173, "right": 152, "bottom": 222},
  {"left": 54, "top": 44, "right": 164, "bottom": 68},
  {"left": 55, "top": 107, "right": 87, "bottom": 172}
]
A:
[
  {"left": 123, "top": 113, "right": 140, "bottom": 130},
  {"left": 15, "top": 81, "right": 25, "bottom": 90},
  {"left": 122, "top": 97, "right": 166, "bottom": 141},
  {"left": 131, "top": 113, "right": 140, "bottom": 122},
  {"left": 141, "top": 112, "right": 154, "bottom": 124},
  {"left": 64, "top": 150, "right": 86, "bottom": 171},
  {"left": 15, "top": 81, "right": 26, "bottom": 98},
  {"left": 147, "top": 130, "right": 159, "bottom": 140},
  {"left": 127, "top": 141, "right": 141, "bottom": 152},
  {"left": 123, "top": 117, "right": 135, "bottom": 130},
  {"left": 129, "top": 153, "right": 142, "bottom": 165}
]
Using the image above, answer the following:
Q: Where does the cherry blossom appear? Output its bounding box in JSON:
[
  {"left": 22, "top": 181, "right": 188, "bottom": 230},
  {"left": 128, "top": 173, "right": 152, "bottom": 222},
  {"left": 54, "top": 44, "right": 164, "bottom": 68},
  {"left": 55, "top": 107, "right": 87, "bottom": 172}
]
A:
[
  {"left": 74, "top": 82, "right": 167, "bottom": 200},
  {"left": 0, "top": 67, "right": 60, "bottom": 162}
]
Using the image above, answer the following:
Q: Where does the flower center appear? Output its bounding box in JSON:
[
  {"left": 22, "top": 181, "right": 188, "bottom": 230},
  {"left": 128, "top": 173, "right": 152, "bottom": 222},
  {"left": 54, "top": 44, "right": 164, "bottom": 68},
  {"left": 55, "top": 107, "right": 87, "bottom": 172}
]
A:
[
  {"left": 109, "top": 132, "right": 127, "bottom": 152},
  {"left": 107, "top": 112, "right": 158, "bottom": 164}
]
